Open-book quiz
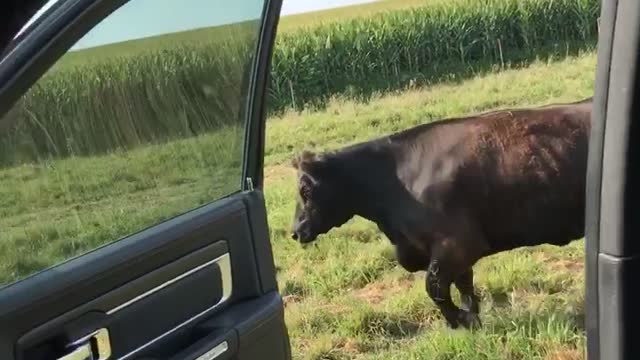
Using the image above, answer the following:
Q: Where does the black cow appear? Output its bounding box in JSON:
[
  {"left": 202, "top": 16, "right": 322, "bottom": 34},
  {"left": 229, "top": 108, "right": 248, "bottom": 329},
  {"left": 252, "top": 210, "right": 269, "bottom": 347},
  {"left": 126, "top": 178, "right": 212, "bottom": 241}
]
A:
[{"left": 290, "top": 97, "right": 592, "bottom": 329}]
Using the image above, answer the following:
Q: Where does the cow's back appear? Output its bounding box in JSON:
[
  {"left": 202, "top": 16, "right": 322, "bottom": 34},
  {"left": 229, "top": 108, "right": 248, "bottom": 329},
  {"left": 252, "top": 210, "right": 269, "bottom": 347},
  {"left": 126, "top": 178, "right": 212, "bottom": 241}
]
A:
[{"left": 456, "top": 101, "right": 592, "bottom": 252}]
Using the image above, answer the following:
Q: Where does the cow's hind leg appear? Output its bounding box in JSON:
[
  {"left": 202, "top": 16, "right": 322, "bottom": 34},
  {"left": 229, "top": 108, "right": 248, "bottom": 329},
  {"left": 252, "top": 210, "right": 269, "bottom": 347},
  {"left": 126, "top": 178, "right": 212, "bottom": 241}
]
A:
[
  {"left": 454, "top": 268, "right": 482, "bottom": 328},
  {"left": 455, "top": 268, "right": 480, "bottom": 313},
  {"left": 425, "top": 259, "right": 461, "bottom": 328}
]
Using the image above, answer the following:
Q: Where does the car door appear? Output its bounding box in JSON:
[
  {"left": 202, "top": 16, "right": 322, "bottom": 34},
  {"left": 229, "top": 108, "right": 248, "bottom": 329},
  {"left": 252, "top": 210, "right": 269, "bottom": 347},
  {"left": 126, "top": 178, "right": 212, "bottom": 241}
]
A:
[
  {"left": 0, "top": 0, "right": 290, "bottom": 359},
  {"left": 587, "top": 0, "right": 640, "bottom": 359}
]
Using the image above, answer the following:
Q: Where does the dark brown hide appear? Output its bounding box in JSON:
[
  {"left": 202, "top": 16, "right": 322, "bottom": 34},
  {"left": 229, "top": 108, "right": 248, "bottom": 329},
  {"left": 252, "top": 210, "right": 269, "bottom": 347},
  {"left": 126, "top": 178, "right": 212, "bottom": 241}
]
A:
[{"left": 291, "top": 97, "right": 592, "bottom": 329}]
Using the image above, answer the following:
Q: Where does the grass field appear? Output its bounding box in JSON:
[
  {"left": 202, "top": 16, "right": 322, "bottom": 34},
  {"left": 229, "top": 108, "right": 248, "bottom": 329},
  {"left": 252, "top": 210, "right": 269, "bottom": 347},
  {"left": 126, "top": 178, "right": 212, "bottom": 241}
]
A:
[
  {"left": 266, "top": 52, "right": 594, "bottom": 359},
  {"left": 1, "top": 51, "right": 596, "bottom": 358}
]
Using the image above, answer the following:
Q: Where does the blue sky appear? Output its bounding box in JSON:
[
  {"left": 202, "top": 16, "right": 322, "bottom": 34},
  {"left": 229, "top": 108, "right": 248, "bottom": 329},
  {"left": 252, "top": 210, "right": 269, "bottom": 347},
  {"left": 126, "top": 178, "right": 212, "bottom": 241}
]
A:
[
  {"left": 282, "top": 0, "right": 376, "bottom": 15},
  {"left": 19, "top": 0, "right": 378, "bottom": 49}
]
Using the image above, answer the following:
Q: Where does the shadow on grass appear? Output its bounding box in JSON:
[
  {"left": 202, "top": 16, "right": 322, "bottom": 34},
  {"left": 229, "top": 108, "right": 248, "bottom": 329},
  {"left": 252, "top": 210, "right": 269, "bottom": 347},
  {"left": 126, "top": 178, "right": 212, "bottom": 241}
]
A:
[
  {"left": 489, "top": 291, "right": 511, "bottom": 308},
  {"left": 361, "top": 313, "right": 423, "bottom": 339}
]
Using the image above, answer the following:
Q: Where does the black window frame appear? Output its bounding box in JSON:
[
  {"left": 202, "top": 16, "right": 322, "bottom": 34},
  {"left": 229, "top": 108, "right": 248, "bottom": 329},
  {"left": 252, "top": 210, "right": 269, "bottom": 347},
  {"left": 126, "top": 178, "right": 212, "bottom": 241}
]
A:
[{"left": 0, "top": 0, "right": 283, "bottom": 289}]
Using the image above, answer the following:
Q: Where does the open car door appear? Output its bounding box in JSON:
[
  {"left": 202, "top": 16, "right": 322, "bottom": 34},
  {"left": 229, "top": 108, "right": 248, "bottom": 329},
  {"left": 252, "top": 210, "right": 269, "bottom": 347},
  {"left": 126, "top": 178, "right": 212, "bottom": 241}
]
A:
[
  {"left": 587, "top": 0, "right": 640, "bottom": 359},
  {"left": 0, "top": 0, "right": 290, "bottom": 359}
]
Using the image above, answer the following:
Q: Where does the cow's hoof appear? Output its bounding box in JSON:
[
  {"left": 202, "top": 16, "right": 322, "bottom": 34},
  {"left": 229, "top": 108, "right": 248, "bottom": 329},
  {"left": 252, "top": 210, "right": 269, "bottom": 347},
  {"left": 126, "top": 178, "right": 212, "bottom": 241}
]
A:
[
  {"left": 300, "top": 242, "right": 318, "bottom": 250},
  {"left": 458, "top": 311, "right": 482, "bottom": 330},
  {"left": 444, "top": 319, "right": 460, "bottom": 329},
  {"left": 442, "top": 314, "right": 460, "bottom": 329}
]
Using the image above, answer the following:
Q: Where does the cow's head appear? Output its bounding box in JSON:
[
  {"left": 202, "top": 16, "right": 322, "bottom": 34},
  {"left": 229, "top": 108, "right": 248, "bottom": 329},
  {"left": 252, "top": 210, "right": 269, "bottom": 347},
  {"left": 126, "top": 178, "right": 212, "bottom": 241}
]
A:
[{"left": 290, "top": 150, "right": 354, "bottom": 244}]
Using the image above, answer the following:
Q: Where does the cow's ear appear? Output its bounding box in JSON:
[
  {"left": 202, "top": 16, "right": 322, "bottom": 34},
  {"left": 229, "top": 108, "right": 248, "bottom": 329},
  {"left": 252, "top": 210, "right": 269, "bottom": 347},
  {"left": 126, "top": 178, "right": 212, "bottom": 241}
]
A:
[
  {"left": 300, "top": 150, "right": 316, "bottom": 163},
  {"left": 291, "top": 150, "right": 317, "bottom": 169}
]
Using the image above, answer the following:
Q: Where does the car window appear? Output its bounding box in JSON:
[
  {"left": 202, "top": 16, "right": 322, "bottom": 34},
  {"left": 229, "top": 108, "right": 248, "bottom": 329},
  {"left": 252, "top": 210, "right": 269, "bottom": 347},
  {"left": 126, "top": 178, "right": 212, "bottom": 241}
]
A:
[{"left": 0, "top": 0, "right": 266, "bottom": 288}]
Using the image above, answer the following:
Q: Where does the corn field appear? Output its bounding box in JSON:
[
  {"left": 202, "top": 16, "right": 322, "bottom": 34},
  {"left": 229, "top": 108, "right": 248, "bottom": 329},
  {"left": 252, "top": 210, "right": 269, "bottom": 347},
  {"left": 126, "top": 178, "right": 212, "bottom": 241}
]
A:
[
  {"left": 271, "top": 0, "right": 599, "bottom": 110},
  {"left": 0, "top": 0, "right": 600, "bottom": 167}
]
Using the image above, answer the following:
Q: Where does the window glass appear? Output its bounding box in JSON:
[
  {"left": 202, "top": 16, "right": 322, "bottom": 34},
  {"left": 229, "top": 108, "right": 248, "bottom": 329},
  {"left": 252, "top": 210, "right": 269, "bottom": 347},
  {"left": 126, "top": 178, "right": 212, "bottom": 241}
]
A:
[{"left": 0, "top": 0, "right": 266, "bottom": 287}]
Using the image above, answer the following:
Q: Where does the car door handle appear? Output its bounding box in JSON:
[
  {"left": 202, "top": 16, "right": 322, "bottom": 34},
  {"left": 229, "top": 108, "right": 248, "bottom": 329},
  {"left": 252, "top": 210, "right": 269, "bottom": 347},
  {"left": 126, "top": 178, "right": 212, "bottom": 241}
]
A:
[
  {"left": 58, "top": 328, "right": 112, "bottom": 360},
  {"left": 194, "top": 341, "right": 228, "bottom": 360}
]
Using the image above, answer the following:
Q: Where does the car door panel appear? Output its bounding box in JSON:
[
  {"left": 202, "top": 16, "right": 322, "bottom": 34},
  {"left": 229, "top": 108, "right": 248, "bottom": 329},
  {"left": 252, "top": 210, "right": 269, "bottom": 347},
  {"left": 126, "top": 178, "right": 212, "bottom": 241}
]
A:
[
  {"left": 163, "top": 291, "right": 287, "bottom": 360},
  {"left": 588, "top": 0, "right": 640, "bottom": 359},
  {"left": 14, "top": 240, "right": 230, "bottom": 359},
  {"left": 0, "top": 0, "right": 288, "bottom": 358},
  {"left": 2, "top": 191, "right": 287, "bottom": 360}
]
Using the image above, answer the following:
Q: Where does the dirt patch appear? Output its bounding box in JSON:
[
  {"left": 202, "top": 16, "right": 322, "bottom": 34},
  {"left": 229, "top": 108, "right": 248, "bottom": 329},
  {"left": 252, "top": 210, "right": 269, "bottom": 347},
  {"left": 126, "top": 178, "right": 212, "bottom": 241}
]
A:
[
  {"left": 534, "top": 252, "right": 584, "bottom": 274},
  {"left": 353, "top": 276, "right": 416, "bottom": 304},
  {"left": 337, "top": 338, "right": 363, "bottom": 355},
  {"left": 549, "top": 259, "right": 584, "bottom": 273},
  {"left": 544, "top": 348, "right": 584, "bottom": 360},
  {"left": 264, "top": 164, "right": 295, "bottom": 185},
  {"left": 283, "top": 294, "right": 302, "bottom": 307}
]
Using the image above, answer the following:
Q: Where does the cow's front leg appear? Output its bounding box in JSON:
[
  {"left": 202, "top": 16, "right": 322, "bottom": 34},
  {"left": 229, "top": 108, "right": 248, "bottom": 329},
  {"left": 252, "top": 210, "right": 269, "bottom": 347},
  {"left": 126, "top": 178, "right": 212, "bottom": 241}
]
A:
[{"left": 395, "top": 244, "right": 429, "bottom": 273}]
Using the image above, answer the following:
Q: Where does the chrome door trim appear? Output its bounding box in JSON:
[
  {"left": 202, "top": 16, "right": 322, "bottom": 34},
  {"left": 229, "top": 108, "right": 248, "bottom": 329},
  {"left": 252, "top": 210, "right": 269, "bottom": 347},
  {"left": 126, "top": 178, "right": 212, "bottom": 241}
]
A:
[
  {"left": 195, "top": 341, "right": 229, "bottom": 360},
  {"left": 107, "top": 253, "right": 232, "bottom": 315},
  {"left": 108, "top": 253, "right": 233, "bottom": 360}
]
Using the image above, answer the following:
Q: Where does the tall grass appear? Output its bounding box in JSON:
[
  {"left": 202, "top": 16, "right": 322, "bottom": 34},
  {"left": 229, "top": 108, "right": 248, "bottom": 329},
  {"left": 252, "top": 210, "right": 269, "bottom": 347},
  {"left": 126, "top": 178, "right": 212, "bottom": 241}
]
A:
[
  {"left": 0, "top": 35, "right": 256, "bottom": 166},
  {"left": 270, "top": 0, "right": 600, "bottom": 110},
  {"left": 0, "top": 0, "right": 599, "bottom": 166}
]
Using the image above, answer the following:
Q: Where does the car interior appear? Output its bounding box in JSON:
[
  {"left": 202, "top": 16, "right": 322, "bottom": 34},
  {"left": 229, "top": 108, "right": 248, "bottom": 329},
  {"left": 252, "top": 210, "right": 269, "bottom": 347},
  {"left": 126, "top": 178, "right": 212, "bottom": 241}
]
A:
[
  {"left": 0, "top": 1, "right": 291, "bottom": 359},
  {"left": 0, "top": 0, "right": 637, "bottom": 359}
]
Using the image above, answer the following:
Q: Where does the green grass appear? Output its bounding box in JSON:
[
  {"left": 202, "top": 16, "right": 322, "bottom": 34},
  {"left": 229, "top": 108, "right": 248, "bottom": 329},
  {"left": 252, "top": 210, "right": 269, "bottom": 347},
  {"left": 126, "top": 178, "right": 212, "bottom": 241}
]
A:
[
  {"left": 1, "top": 52, "right": 596, "bottom": 358},
  {"left": 0, "top": 126, "right": 244, "bottom": 283},
  {"left": 0, "top": 0, "right": 599, "bottom": 167}
]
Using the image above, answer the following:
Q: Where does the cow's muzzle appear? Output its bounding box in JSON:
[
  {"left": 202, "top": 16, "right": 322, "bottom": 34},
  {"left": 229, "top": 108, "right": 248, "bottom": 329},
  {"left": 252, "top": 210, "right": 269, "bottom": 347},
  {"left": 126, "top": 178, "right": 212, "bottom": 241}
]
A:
[{"left": 291, "top": 220, "right": 317, "bottom": 244}]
